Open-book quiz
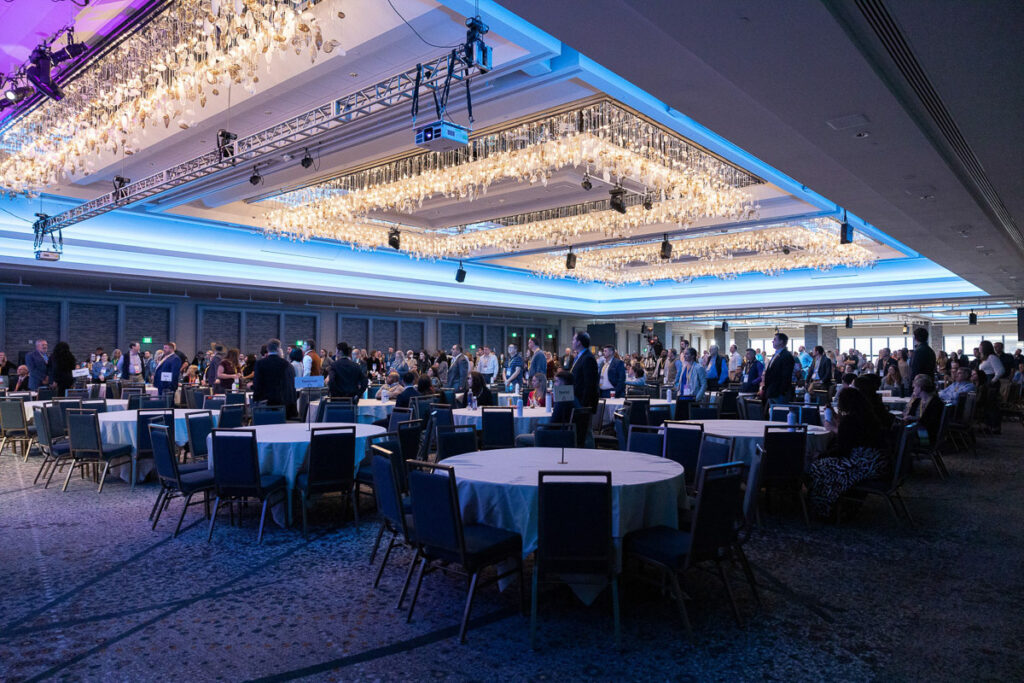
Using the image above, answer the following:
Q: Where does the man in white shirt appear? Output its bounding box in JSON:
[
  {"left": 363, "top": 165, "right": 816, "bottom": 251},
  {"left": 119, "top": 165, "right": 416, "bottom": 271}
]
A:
[
  {"left": 122, "top": 341, "right": 145, "bottom": 382},
  {"left": 728, "top": 344, "right": 743, "bottom": 381},
  {"left": 477, "top": 346, "right": 498, "bottom": 383}
]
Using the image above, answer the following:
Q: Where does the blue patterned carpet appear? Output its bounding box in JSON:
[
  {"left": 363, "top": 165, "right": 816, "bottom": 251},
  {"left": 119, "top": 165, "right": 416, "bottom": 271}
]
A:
[{"left": 1, "top": 429, "right": 1022, "bottom": 681}]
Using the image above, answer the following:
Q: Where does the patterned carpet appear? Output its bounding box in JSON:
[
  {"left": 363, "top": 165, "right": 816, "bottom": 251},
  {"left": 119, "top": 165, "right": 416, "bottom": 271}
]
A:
[{"left": 1, "top": 428, "right": 1021, "bottom": 682}]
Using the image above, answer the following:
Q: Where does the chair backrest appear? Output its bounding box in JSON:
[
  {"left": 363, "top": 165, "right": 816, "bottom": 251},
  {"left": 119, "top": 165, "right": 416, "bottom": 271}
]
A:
[
  {"left": 534, "top": 423, "right": 576, "bottom": 448},
  {"left": 441, "top": 388, "right": 457, "bottom": 407},
  {"left": 306, "top": 426, "right": 356, "bottom": 491},
  {"left": 593, "top": 399, "right": 608, "bottom": 431},
  {"left": 210, "top": 428, "right": 262, "bottom": 496},
  {"left": 769, "top": 405, "right": 800, "bottom": 423},
  {"left": 800, "top": 406, "right": 822, "bottom": 426},
  {"left": 149, "top": 423, "right": 182, "bottom": 486},
  {"left": 891, "top": 421, "right": 917, "bottom": 487},
  {"left": 688, "top": 462, "right": 745, "bottom": 560},
  {"left": 623, "top": 398, "right": 650, "bottom": 426},
  {"left": 88, "top": 383, "right": 102, "bottom": 399},
  {"left": 225, "top": 391, "right": 247, "bottom": 405},
  {"left": 662, "top": 420, "right": 704, "bottom": 485},
  {"left": 0, "top": 398, "right": 27, "bottom": 431},
  {"left": 81, "top": 400, "right": 108, "bottom": 413},
  {"left": 431, "top": 405, "right": 454, "bottom": 431},
  {"left": 203, "top": 395, "right": 226, "bottom": 411},
  {"left": 186, "top": 410, "right": 214, "bottom": 459},
  {"left": 569, "top": 407, "right": 593, "bottom": 447},
  {"left": 32, "top": 406, "right": 54, "bottom": 448},
  {"left": 127, "top": 394, "right": 143, "bottom": 411},
  {"left": 137, "top": 409, "right": 174, "bottom": 455},
  {"left": 252, "top": 405, "right": 286, "bottom": 425},
  {"left": 406, "top": 460, "right": 465, "bottom": 563},
  {"left": 612, "top": 410, "right": 628, "bottom": 450},
  {"left": 66, "top": 388, "right": 89, "bottom": 399},
  {"left": 387, "top": 406, "right": 414, "bottom": 432},
  {"left": 674, "top": 397, "right": 695, "bottom": 421},
  {"left": 66, "top": 409, "right": 101, "bottom": 453},
  {"left": 54, "top": 399, "right": 83, "bottom": 428},
  {"left": 436, "top": 424, "right": 478, "bottom": 461},
  {"left": 689, "top": 405, "right": 720, "bottom": 421},
  {"left": 219, "top": 404, "right": 245, "bottom": 429},
  {"left": 627, "top": 424, "right": 665, "bottom": 456},
  {"left": 371, "top": 449, "right": 410, "bottom": 537},
  {"left": 409, "top": 394, "right": 437, "bottom": 421},
  {"left": 537, "top": 470, "right": 614, "bottom": 576},
  {"left": 742, "top": 448, "right": 763, "bottom": 531},
  {"left": 718, "top": 390, "right": 739, "bottom": 415},
  {"left": 480, "top": 406, "right": 515, "bottom": 449},
  {"left": 36, "top": 387, "right": 54, "bottom": 401},
  {"left": 741, "top": 397, "right": 765, "bottom": 420},
  {"left": 760, "top": 424, "right": 808, "bottom": 484},
  {"left": 397, "top": 419, "right": 424, "bottom": 466},
  {"left": 697, "top": 434, "right": 734, "bottom": 476},
  {"left": 648, "top": 403, "right": 672, "bottom": 427},
  {"left": 319, "top": 400, "right": 356, "bottom": 424}
]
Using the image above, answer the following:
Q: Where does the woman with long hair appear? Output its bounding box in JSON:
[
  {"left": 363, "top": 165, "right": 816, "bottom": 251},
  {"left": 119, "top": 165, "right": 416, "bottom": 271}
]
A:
[
  {"left": 527, "top": 372, "right": 548, "bottom": 407},
  {"left": 51, "top": 341, "right": 77, "bottom": 397},
  {"left": 464, "top": 371, "right": 493, "bottom": 408},
  {"left": 216, "top": 348, "right": 241, "bottom": 394},
  {"left": 881, "top": 364, "right": 901, "bottom": 391}
]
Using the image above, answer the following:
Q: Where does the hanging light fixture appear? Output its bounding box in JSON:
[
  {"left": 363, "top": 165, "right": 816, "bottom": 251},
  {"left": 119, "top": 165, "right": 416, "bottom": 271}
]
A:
[
  {"left": 845, "top": 315, "right": 853, "bottom": 329},
  {"left": 721, "top": 320, "right": 729, "bottom": 332},
  {"left": 902, "top": 322, "right": 909, "bottom": 334},
  {"left": 565, "top": 248, "right": 576, "bottom": 270},
  {"left": 455, "top": 261, "right": 466, "bottom": 283},
  {"left": 968, "top": 310, "right": 977, "bottom": 325},
  {"left": 659, "top": 234, "right": 672, "bottom": 260}
]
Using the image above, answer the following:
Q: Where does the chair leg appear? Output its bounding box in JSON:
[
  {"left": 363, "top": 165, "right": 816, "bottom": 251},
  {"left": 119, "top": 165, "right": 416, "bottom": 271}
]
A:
[
  {"left": 458, "top": 571, "right": 480, "bottom": 644},
  {"left": 717, "top": 559, "right": 744, "bottom": 628},
  {"left": 300, "top": 491, "right": 308, "bottom": 539},
  {"left": 61, "top": 459, "right": 78, "bottom": 492},
  {"left": 130, "top": 454, "right": 136, "bottom": 491},
  {"left": 666, "top": 569, "right": 693, "bottom": 640},
  {"left": 734, "top": 545, "right": 762, "bottom": 609},
  {"left": 373, "top": 534, "right": 395, "bottom": 588},
  {"left": 518, "top": 557, "right": 526, "bottom": 616},
  {"left": 207, "top": 496, "right": 221, "bottom": 542},
  {"left": 96, "top": 460, "right": 111, "bottom": 493},
  {"left": 0, "top": 436, "right": 8, "bottom": 455},
  {"left": 45, "top": 456, "right": 65, "bottom": 488},
  {"left": 152, "top": 490, "right": 170, "bottom": 530},
  {"left": 257, "top": 498, "right": 270, "bottom": 544},
  {"left": 173, "top": 492, "right": 195, "bottom": 537},
  {"left": 397, "top": 549, "right": 420, "bottom": 610},
  {"left": 369, "top": 522, "right": 386, "bottom": 564},
  {"left": 611, "top": 575, "right": 622, "bottom": 651},
  {"left": 351, "top": 486, "right": 360, "bottom": 524},
  {"left": 149, "top": 488, "right": 166, "bottom": 522},
  {"left": 530, "top": 567, "right": 540, "bottom": 650},
  {"left": 895, "top": 489, "right": 914, "bottom": 525},
  {"left": 405, "top": 556, "right": 428, "bottom": 623},
  {"left": 33, "top": 453, "right": 53, "bottom": 485},
  {"left": 23, "top": 438, "right": 36, "bottom": 462}
]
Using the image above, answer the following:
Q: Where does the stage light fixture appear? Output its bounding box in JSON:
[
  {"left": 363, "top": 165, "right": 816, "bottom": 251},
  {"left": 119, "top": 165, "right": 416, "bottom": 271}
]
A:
[
  {"left": 455, "top": 262, "right": 466, "bottom": 283},
  {"left": 782, "top": 246, "right": 791, "bottom": 255},
  {"left": 640, "top": 322, "right": 647, "bottom": 334},
  {"left": 580, "top": 173, "right": 592, "bottom": 191},
  {"left": 609, "top": 186, "right": 627, "bottom": 214},
  {"left": 659, "top": 234, "right": 672, "bottom": 260},
  {"left": 845, "top": 315, "right": 853, "bottom": 329},
  {"left": 722, "top": 320, "right": 729, "bottom": 332},
  {"left": 300, "top": 148, "right": 314, "bottom": 169},
  {"left": 968, "top": 310, "right": 977, "bottom": 325},
  {"left": 388, "top": 228, "right": 401, "bottom": 250},
  {"left": 902, "top": 323, "right": 909, "bottom": 334},
  {"left": 51, "top": 42, "right": 88, "bottom": 65},
  {"left": 26, "top": 47, "right": 63, "bottom": 101},
  {"left": 113, "top": 175, "right": 130, "bottom": 200},
  {"left": 249, "top": 166, "right": 262, "bottom": 186},
  {"left": 565, "top": 248, "right": 576, "bottom": 270},
  {"left": 643, "top": 193, "right": 653, "bottom": 210},
  {"left": 839, "top": 209, "right": 853, "bottom": 244},
  {"left": 5, "top": 85, "right": 33, "bottom": 103},
  {"left": 216, "top": 129, "right": 237, "bottom": 161}
]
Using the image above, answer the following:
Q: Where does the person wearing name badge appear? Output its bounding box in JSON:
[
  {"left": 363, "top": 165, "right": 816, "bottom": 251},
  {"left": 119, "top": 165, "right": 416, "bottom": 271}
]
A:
[
  {"left": 447, "top": 344, "right": 470, "bottom": 393},
  {"left": 676, "top": 347, "right": 707, "bottom": 402},
  {"left": 738, "top": 349, "right": 764, "bottom": 393},
  {"left": 91, "top": 352, "right": 117, "bottom": 382},
  {"left": 153, "top": 342, "right": 183, "bottom": 396},
  {"left": 527, "top": 338, "right": 547, "bottom": 387},
  {"left": 759, "top": 332, "right": 796, "bottom": 407},
  {"left": 26, "top": 339, "right": 53, "bottom": 391},
  {"left": 598, "top": 344, "right": 626, "bottom": 398}
]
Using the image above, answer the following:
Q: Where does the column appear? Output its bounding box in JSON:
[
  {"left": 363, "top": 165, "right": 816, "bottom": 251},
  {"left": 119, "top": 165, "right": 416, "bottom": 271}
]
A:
[
  {"left": 821, "top": 326, "right": 838, "bottom": 352},
  {"left": 803, "top": 324, "right": 821, "bottom": 349},
  {"left": 734, "top": 329, "right": 749, "bottom": 350},
  {"left": 714, "top": 326, "right": 727, "bottom": 350}
]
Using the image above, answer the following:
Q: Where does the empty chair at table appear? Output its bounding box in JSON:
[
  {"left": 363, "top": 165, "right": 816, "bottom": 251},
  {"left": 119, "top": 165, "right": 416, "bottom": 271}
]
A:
[
  {"left": 623, "top": 398, "right": 650, "bottom": 426},
  {"left": 694, "top": 435, "right": 735, "bottom": 493},
  {"left": 63, "top": 409, "right": 133, "bottom": 493},
  {"left": 385, "top": 406, "right": 413, "bottom": 432},
  {"left": 252, "top": 405, "right": 286, "bottom": 425},
  {"left": 135, "top": 409, "right": 174, "bottom": 489},
  {"left": 297, "top": 426, "right": 358, "bottom": 536},
  {"left": 533, "top": 423, "right": 575, "bottom": 448},
  {"left": 648, "top": 403, "right": 671, "bottom": 426},
  {"left": 739, "top": 397, "right": 765, "bottom": 420},
  {"left": 81, "top": 399, "right": 107, "bottom": 413},
  {"left": 627, "top": 424, "right": 664, "bottom": 456},
  {"left": 757, "top": 424, "right": 810, "bottom": 525},
  {"left": 404, "top": 460, "right": 524, "bottom": 643},
  {"left": 149, "top": 423, "right": 215, "bottom": 537},
  {"left": 436, "top": 424, "right": 478, "bottom": 461},
  {"left": 203, "top": 395, "right": 226, "bottom": 411},
  {"left": 0, "top": 397, "right": 36, "bottom": 459},
  {"left": 689, "top": 404, "right": 720, "bottom": 421},
  {"left": 316, "top": 398, "right": 356, "bottom": 423},
  {"left": 185, "top": 410, "right": 214, "bottom": 463},
  {"left": 33, "top": 405, "right": 69, "bottom": 486},
  {"left": 531, "top": 470, "right": 618, "bottom": 650},
  {"left": 396, "top": 419, "right": 423, "bottom": 473},
  {"left": 663, "top": 421, "right": 704, "bottom": 488},
  {"left": 480, "top": 406, "right": 515, "bottom": 449},
  {"left": 219, "top": 404, "right": 244, "bottom": 429},
  {"left": 207, "top": 429, "right": 287, "bottom": 543},
  {"left": 370, "top": 447, "right": 417, "bottom": 594}
]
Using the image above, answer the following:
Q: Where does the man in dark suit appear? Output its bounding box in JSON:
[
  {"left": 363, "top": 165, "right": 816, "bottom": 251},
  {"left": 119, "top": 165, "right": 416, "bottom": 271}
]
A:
[
  {"left": 807, "top": 345, "right": 833, "bottom": 391},
  {"left": 252, "top": 338, "right": 297, "bottom": 419},
  {"left": 394, "top": 371, "right": 420, "bottom": 409},
  {"left": 327, "top": 342, "right": 368, "bottom": 400},
  {"left": 25, "top": 339, "right": 52, "bottom": 390},
  {"left": 13, "top": 365, "right": 31, "bottom": 391},
  {"left": 598, "top": 344, "right": 626, "bottom": 398},
  {"left": 204, "top": 344, "right": 224, "bottom": 388},
  {"left": 153, "top": 342, "right": 183, "bottom": 396},
  {"left": 760, "top": 332, "right": 795, "bottom": 406},
  {"left": 447, "top": 344, "right": 470, "bottom": 392},
  {"left": 909, "top": 327, "right": 936, "bottom": 380},
  {"left": 527, "top": 337, "right": 547, "bottom": 384},
  {"left": 570, "top": 331, "right": 599, "bottom": 412}
]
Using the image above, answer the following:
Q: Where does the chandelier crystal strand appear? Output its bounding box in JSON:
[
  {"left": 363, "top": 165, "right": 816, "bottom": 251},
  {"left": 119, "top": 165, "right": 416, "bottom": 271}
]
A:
[{"left": 0, "top": 0, "right": 340, "bottom": 195}]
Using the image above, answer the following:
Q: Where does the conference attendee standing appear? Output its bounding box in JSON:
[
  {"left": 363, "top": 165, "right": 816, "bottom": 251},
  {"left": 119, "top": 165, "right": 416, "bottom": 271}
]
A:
[
  {"left": 527, "top": 338, "right": 547, "bottom": 386},
  {"left": 51, "top": 342, "right": 76, "bottom": 397},
  {"left": 561, "top": 347, "right": 573, "bottom": 371},
  {"left": 909, "top": 327, "right": 936, "bottom": 380},
  {"left": 25, "top": 339, "right": 52, "bottom": 391},
  {"left": 477, "top": 346, "right": 498, "bottom": 384},
  {"left": 739, "top": 349, "right": 764, "bottom": 392},
  {"left": 504, "top": 344, "right": 524, "bottom": 388},
  {"left": 704, "top": 345, "right": 728, "bottom": 391},
  {"left": 0, "top": 351, "right": 15, "bottom": 380},
  {"left": 570, "top": 331, "right": 599, "bottom": 412},
  {"left": 252, "top": 339, "right": 297, "bottom": 419},
  {"left": 447, "top": 344, "right": 470, "bottom": 393},
  {"left": 153, "top": 342, "right": 183, "bottom": 396},
  {"left": 598, "top": 344, "right": 625, "bottom": 398},
  {"left": 121, "top": 341, "right": 146, "bottom": 382},
  {"left": 677, "top": 347, "right": 708, "bottom": 402},
  {"left": 205, "top": 345, "right": 224, "bottom": 388},
  {"left": 807, "top": 345, "right": 833, "bottom": 391},
  {"left": 760, "top": 332, "right": 796, "bottom": 406},
  {"left": 327, "top": 342, "right": 368, "bottom": 400},
  {"left": 302, "top": 340, "right": 322, "bottom": 377}
]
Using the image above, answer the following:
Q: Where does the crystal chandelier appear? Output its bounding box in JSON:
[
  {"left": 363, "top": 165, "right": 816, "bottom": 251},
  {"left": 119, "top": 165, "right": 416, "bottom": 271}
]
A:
[{"left": 0, "top": 0, "right": 341, "bottom": 195}]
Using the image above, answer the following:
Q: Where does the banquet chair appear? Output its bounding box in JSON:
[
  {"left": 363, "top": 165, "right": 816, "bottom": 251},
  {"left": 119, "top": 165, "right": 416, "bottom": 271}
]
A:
[
  {"left": 739, "top": 448, "right": 764, "bottom": 540},
  {"left": 126, "top": 394, "right": 143, "bottom": 411},
  {"left": 674, "top": 397, "right": 695, "bottom": 421},
  {"left": 648, "top": 403, "right": 671, "bottom": 427},
  {"left": 612, "top": 410, "right": 628, "bottom": 450},
  {"left": 436, "top": 425, "right": 479, "bottom": 462},
  {"left": 136, "top": 410, "right": 174, "bottom": 490},
  {"left": 219, "top": 404, "right": 244, "bottom": 429},
  {"left": 0, "top": 398, "right": 36, "bottom": 460},
  {"left": 912, "top": 403, "right": 953, "bottom": 480},
  {"left": 149, "top": 424, "right": 215, "bottom": 537},
  {"left": 319, "top": 401, "right": 356, "bottom": 424},
  {"left": 663, "top": 421, "right": 704, "bottom": 488},
  {"left": 225, "top": 391, "right": 247, "bottom": 406},
  {"left": 203, "top": 395, "right": 226, "bottom": 411},
  {"left": 185, "top": 411, "right": 214, "bottom": 464},
  {"left": 689, "top": 405, "right": 720, "bottom": 421},
  {"left": 441, "top": 389, "right": 457, "bottom": 407},
  {"left": 252, "top": 405, "right": 286, "bottom": 425},
  {"left": 88, "top": 384, "right": 103, "bottom": 399},
  {"left": 207, "top": 429, "right": 286, "bottom": 544},
  {"left": 740, "top": 398, "right": 765, "bottom": 420},
  {"left": 33, "top": 405, "right": 69, "bottom": 486},
  {"left": 531, "top": 470, "right": 618, "bottom": 650},
  {"left": 717, "top": 390, "right": 740, "bottom": 419},
  {"left": 141, "top": 395, "right": 172, "bottom": 410},
  {"left": 62, "top": 409, "right": 132, "bottom": 493},
  {"left": 81, "top": 400, "right": 108, "bottom": 413},
  {"left": 404, "top": 460, "right": 524, "bottom": 643},
  {"left": 409, "top": 395, "right": 437, "bottom": 423},
  {"left": 354, "top": 432, "right": 401, "bottom": 507},
  {"left": 480, "top": 406, "right": 515, "bottom": 449},
  {"left": 839, "top": 421, "right": 917, "bottom": 525},
  {"left": 947, "top": 392, "right": 977, "bottom": 455},
  {"left": 533, "top": 423, "right": 576, "bottom": 448},
  {"left": 768, "top": 405, "right": 800, "bottom": 423},
  {"left": 593, "top": 399, "right": 609, "bottom": 433},
  {"left": 696, "top": 435, "right": 735, "bottom": 488},
  {"left": 52, "top": 399, "right": 83, "bottom": 435},
  {"left": 799, "top": 406, "right": 822, "bottom": 426},
  {"left": 388, "top": 406, "right": 414, "bottom": 432},
  {"left": 370, "top": 448, "right": 417, "bottom": 595},
  {"left": 810, "top": 389, "right": 830, "bottom": 406},
  {"left": 756, "top": 424, "right": 809, "bottom": 526},
  {"left": 297, "top": 426, "right": 358, "bottom": 536},
  {"left": 623, "top": 398, "right": 650, "bottom": 426},
  {"left": 396, "top": 420, "right": 424, "bottom": 474},
  {"left": 627, "top": 424, "right": 665, "bottom": 456},
  {"left": 66, "top": 388, "right": 89, "bottom": 399},
  {"left": 624, "top": 461, "right": 751, "bottom": 632},
  {"left": 36, "top": 387, "right": 54, "bottom": 401}
]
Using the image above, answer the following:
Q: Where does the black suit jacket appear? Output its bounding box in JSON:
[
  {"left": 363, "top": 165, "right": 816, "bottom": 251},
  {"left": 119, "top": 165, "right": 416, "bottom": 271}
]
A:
[
  {"left": 395, "top": 385, "right": 420, "bottom": 409},
  {"left": 252, "top": 355, "right": 297, "bottom": 417},
  {"left": 763, "top": 348, "right": 795, "bottom": 399},
  {"left": 571, "top": 349, "right": 600, "bottom": 412},
  {"left": 809, "top": 356, "right": 833, "bottom": 388},
  {"left": 328, "top": 357, "right": 368, "bottom": 398},
  {"left": 910, "top": 343, "right": 936, "bottom": 380}
]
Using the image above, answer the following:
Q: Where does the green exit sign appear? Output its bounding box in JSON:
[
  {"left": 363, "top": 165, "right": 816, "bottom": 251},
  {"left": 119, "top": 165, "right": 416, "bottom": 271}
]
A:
[
  {"left": 511, "top": 332, "right": 518, "bottom": 337},
  {"left": 141, "top": 337, "right": 152, "bottom": 344},
  {"left": 296, "top": 340, "right": 303, "bottom": 346},
  {"left": 470, "top": 344, "right": 477, "bottom": 349},
  {"left": 547, "top": 333, "right": 554, "bottom": 339},
  {"left": 529, "top": 333, "right": 535, "bottom": 338}
]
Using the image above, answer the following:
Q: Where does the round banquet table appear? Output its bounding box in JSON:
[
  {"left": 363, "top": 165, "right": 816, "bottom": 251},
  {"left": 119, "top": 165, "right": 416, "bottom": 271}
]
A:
[
  {"left": 601, "top": 397, "right": 672, "bottom": 424},
  {"left": 453, "top": 406, "right": 551, "bottom": 436},
  {"left": 97, "top": 409, "right": 220, "bottom": 484},
  {"left": 307, "top": 398, "right": 394, "bottom": 424},
  {"left": 495, "top": 392, "right": 522, "bottom": 407},
  {"left": 881, "top": 396, "right": 910, "bottom": 406},
  {"left": 686, "top": 419, "right": 831, "bottom": 464},
  {"left": 206, "top": 421, "right": 385, "bottom": 526},
  {"left": 444, "top": 448, "right": 684, "bottom": 600},
  {"left": 23, "top": 399, "right": 129, "bottom": 421}
]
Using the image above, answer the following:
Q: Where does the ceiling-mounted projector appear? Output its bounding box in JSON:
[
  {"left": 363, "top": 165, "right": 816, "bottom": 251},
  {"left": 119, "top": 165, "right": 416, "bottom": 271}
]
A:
[
  {"left": 35, "top": 250, "right": 61, "bottom": 261},
  {"left": 415, "top": 120, "right": 469, "bottom": 151}
]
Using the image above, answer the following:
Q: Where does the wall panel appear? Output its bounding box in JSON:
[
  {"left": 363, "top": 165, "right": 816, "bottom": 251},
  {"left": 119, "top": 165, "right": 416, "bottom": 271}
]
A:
[
  {"left": 339, "top": 317, "right": 369, "bottom": 349},
  {"left": 124, "top": 305, "right": 171, "bottom": 351},
  {"left": 245, "top": 312, "right": 280, "bottom": 349},
  {"left": 398, "top": 320, "right": 424, "bottom": 351},
  {"left": 371, "top": 319, "right": 397, "bottom": 351},
  {"left": 201, "top": 309, "right": 241, "bottom": 350},
  {"left": 4, "top": 299, "right": 60, "bottom": 363},
  {"left": 439, "top": 321, "right": 461, "bottom": 350},
  {"left": 284, "top": 314, "right": 317, "bottom": 347},
  {"left": 68, "top": 303, "right": 118, "bottom": 361}
]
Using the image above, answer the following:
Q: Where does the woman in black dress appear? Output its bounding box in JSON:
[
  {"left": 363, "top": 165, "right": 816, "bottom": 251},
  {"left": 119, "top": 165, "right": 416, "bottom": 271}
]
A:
[{"left": 51, "top": 341, "right": 77, "bottom": 397}]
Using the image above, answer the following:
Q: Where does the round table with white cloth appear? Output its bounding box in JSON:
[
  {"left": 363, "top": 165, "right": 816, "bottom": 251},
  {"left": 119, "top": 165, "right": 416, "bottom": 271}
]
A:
[
  {"left": 453, "top": 407, "right": 551, "bottom": 436},
  {"left": 601, "top": 397, "right": 672, "bottom": 424},
  {"left": 307, "top": 399, "right": 394, "bottom": 424},
  {"left": 94, "top": 384, "right": 159, "bottom": 398},
  {"left": 97, "top": 409, "right": 220, "bottom": 484},
  {"left": 23, "top": 398, "right": 128, "bottom": 421},
  {"left": 686, "top": 419, "right": 831, "bottom": 464},
  {"left": 495, "top": 392, "right": 522, "bottom": 407}
]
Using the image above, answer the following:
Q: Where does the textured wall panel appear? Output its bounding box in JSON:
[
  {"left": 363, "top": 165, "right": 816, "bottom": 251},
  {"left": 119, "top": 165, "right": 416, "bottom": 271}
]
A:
[
  {"left": 284, "top": 314, "right": 317, "bottom": 347},
  {"left": 485, "top": 325, "right": 504, "bottom": 352},
  {"left": 245, "top": 312, "right": 280, "bottom": 350},
  {"left": 339, "top": 317, "right": 369, "bottom": 349},
  {"left": 68, "top": 303, "right": 118, "bottom": 361},
  {"left": 4, "top": 299, "right": 60, "bottom": 363},
  {"left": 398, "top": 320, "right": 424, "bottom": 351},
  {"left": 822, "top": 326, "right": 838, "bottom": 352},
  {"left": 125, "top": 306, "right": 171, "bottom": 348},
  {"left": 371, "top": 319, "right": 397, "bottom": 351},
  {"left": 439, "top": 322, "right": 461, "bottom": 350},
  {"left": 463, "top": 323, "right": 483, "bottom": 351},
  {"left": 201, "top": 309, "right": 241, "bottom": 350}
]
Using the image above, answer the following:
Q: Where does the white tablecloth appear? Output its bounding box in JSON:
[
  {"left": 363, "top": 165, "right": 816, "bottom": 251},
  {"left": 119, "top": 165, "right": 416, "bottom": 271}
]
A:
[
  {"left": 97, "top": 409, "right": 219, "bottom": 483},
  {"left": 94, "top": 384, "right": 159, "bottom": 398},
  {"left": 444, "top": 448, "right": 684, "bottom": 599},
  {"left": 307, "top": 399, "right": 394, "bottom": 424},
  {"left": 601, "top": 397, "right": 672, "bottom": 424},
  {"left": 881, "top": 396, "right": 910, "bottom": 406},
  {"left": 685, "top": 419, "right": 831, "bottom": 464},
  {"left": 23, "top": 399, "right": 128, "bottom": 420},
  {"left": 453, "top": 407, "right": 551, "bottom": 436},
  {"left": 495, "top": 392, "right": 522, "bottom": 407}
]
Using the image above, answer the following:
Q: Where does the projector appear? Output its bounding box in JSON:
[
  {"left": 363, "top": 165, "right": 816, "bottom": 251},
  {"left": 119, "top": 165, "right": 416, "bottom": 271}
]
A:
[
  {"left": 414, "top": 120, "right": 469, "bottom": 151},
  {"left": 35, "top": 250, "right": 61, "bottom": 261}
]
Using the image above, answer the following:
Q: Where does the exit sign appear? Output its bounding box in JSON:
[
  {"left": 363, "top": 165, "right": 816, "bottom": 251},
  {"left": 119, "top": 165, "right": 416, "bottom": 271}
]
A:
[{"left": 141, "top": 337, "right": 152, "bottom": 344}]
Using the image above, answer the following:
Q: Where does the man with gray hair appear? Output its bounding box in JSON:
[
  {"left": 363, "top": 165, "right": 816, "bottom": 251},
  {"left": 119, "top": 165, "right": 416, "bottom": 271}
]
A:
[{"left": 704, "top": 344, "right": 728, "bottom": 391}]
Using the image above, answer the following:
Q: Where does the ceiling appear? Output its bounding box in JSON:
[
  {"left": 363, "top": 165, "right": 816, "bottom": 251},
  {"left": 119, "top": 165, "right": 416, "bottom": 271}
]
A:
[{"left": 0, "top": 0, "right": 1017, "bottom": 318}]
